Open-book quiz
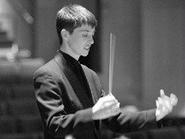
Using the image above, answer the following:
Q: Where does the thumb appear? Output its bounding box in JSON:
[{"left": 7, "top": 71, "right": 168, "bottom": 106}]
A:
[{"left": 160, "top": 89, "right": 165, "bottom": 97}]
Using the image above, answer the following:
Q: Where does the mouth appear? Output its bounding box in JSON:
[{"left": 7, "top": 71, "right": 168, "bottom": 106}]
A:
[{"left": 84, "top": 46, "right": 91, "bottom": 51}]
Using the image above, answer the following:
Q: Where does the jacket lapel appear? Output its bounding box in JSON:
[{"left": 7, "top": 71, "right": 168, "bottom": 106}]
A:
[
  {"left": 54, "top": 53, "right": 94, "bottom": 108},
  {"left": 81, "top": 65, "right": 99, "bottom": 104},
  {"left": 54, "top": 54, "right": 83, "bottom": 109}
]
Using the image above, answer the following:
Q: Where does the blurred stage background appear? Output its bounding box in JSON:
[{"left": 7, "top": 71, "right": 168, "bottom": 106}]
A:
[{"left": 0, "top": 0, "right": 185, "bottom": 139}]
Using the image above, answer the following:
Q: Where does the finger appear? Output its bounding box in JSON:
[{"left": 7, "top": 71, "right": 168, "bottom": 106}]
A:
[
  {"left": 158, "top": 97, "right": 172, "bottom": 112},
  {"left": 103, "top": 100, "right": 118, "bottom": 107},
  {"left": 170, "top": 93, "right": 175, "bottom": 99},
  {"left": 104, "top": 93, "right": 117, "bottom": 100},
  {"left": 162, "top": 99, "right": 173, "bottom": 112},
  {"left": 107, "top": 93, "right": 119, "bottom": 103},
  {"left": 103, "top": 103, "right": 120, "bottom": 116},
  {"left": 102, "top": 97, "right": 119, "bottom": 108},
  {"left": 170, "top": 93, "right": 177, "bottom": 101},
  {"left": 157, "top": 98, "right": 164, "bottom": 110},
  {"left": 111, "top": 107, "right": 121, "bottom": 115},
  {"left": 108, "top": 92, "right": 113, "bottom": 96},
  {"left": 158, "top": 97, "right": 163, "bottom": 104},
  {"left": 160, "top": 89, "right": 165, "bottom": 96},
  {"left": 101, "top": 95, "right": 116, "bottom": 102},
  {"left": 107, "top": 104, "right": 121, "bottom": 115},
  {"left": 165, "top": 101, "right": 172, "bottom": 112},
  {"left": 159, "top": 91, "right": 171, "bottom": 101},
  {"left": 160, "top": 89, "right": 170, "bottom": 101},
  {"left": 117, "top": 102, "right": 120, "bottom": 108},
  {"left": 111, "top": 102, "right": 120, "bottom": 109},
  {"left": 156, "top": 100, "right": 159, "bottom": 108},
  {"left": 170, "top": 93, "right": 178, "bottom": 106}
]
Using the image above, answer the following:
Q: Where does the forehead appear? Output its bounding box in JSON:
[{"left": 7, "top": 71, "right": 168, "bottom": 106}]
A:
[{"left": 74, "top": 25, "right": 95, "bottom": 33}]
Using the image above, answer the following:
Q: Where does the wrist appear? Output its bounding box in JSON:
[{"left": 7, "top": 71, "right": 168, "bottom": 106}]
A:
[{"left": 155, "top": 108, "right": 161, "bottom": 121}]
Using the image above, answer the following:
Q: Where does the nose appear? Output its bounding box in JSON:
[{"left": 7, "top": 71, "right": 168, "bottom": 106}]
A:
[{"left": 89, "top": 36, "right": 94, "bottom": 45}]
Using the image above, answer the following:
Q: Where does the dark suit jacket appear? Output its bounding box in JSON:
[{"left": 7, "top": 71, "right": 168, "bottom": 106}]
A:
[{"left": 33, "top": 51, "right": 156, "bottom": 139}]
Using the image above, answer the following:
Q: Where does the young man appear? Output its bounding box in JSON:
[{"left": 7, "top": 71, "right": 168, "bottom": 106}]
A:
[{"left": 33, "top": 4, "right": 178, "bottom": 139}]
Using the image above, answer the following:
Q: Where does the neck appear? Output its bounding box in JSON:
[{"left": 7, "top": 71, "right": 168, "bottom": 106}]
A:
[{"left": 60, "top": 44, "right": 80, "bottom": 60}]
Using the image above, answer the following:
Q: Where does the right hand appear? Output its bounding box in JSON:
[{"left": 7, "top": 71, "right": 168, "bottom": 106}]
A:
[{"left": 92, "top": 93, "right": 120, "bottom": 120}]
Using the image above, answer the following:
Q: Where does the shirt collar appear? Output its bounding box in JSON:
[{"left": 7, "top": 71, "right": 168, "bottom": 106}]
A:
[{"left": 58, "top": 50, "right": 81, "bottom": 69}]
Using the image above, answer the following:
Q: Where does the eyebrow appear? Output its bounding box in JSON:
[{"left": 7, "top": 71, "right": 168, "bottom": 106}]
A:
[{"left": 79, "top": 29, "right": 95, "bottom": 34}]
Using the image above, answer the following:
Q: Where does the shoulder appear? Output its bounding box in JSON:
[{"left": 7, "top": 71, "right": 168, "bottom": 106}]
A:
[{"left": 33, "top": 58, "right": 60, "bottom": 81}]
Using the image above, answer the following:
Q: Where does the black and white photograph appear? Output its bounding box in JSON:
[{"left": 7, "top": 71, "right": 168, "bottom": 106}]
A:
[{"left": 0, "top": 0, "right": 184, "bottom": 139}]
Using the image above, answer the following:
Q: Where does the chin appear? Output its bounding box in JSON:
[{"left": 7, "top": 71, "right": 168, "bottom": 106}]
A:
[
  {"left": 82, "top": 54, "right": 88, "bottom": 57},
  {"left": 82, "top": 52, "right": 89, "bottom": 57}
]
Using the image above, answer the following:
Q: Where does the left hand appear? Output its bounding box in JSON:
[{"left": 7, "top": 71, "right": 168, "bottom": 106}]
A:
[{"left": 155, "top": 89, "right": 178, "bottom": 121}]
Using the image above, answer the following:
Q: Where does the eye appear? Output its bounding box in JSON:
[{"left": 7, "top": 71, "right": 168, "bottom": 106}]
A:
[
  {"left": 82, "top": 34, "right": 88, "bottom": 38},
  {"left": 82, "top": 33, "right": 94, "bottom": 39}
]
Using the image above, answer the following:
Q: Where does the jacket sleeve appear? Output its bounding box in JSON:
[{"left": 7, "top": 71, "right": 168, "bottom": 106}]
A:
[
  {"left": 85, "top": 68, "right": 157, "bottom": 133},
  {"left": 103, "top": 108, "right": 157, "bottom": 133},
  {"left": 89, "top": 68, "right": 157, "bottom": 133},
  {"left": 33, "top": 70, "right": 94, "bottom": 138}
]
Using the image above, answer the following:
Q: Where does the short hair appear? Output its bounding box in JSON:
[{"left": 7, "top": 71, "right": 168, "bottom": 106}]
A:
[{"left": 56, "top": 4, "right": 97, "bottom": 44}]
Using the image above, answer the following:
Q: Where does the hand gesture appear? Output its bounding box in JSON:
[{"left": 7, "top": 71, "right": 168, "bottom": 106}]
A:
[
  {"left": 155, "top": 89, "right": 178, "bottom": 121},
  {"left": 92, "top": 93, "right": 120, "bottom": 120}
]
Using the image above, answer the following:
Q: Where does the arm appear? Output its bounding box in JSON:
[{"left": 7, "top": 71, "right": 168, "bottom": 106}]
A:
[
  {"left": 90, "top": 70, "right": 155, "bottom": 131},
  {"left": 102, "top": 108, "right": 156, "bottom": 133},
  {"left": 34, "top": 69, "right": 121, "bottom": 138},
  {"left": 103, "top": 89, "right": 178, "bottom": 133},
  {"left": 33, "top": 71, "right": 93, "bottom": 138},
  {"left": 90, "top": 66, "right": 178, "bottom": 133}
]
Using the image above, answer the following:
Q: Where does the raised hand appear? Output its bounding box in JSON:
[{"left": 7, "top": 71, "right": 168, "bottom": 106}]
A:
[
  {"left": 92, "top": 93, "right": 120, "bottom": 120},
  {"left": 155, "top": 89, "right": 178, "bottom": 121}
]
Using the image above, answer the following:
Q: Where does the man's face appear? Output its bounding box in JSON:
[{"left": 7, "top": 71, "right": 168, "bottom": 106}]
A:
[{"left": 67, "top": 24, "right": 95, "bottom": 58}]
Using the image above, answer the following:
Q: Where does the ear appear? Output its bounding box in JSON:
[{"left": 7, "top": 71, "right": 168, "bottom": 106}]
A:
[{"left": 61, "top": 29, "right": 70, "bottom": 41}]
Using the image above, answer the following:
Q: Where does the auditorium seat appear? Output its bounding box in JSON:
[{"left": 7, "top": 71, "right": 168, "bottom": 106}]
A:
[
  {"left": 123, "top": 126, "right": 185, "bottom": 139},
  {"left": 0, "top": 58, "right": 44, "bottom": 139},
  {"left": 125, "top": 131, "right": 148, "bottom": 139},
  {"left": 0, "top": 68, "right": 44, "bottom": 138},
  {"left": 147, "top": 127, "right": 182, "bottom": 139},
  {"left": 0, "top": 133, "right": 43, "bottom": 139}
]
